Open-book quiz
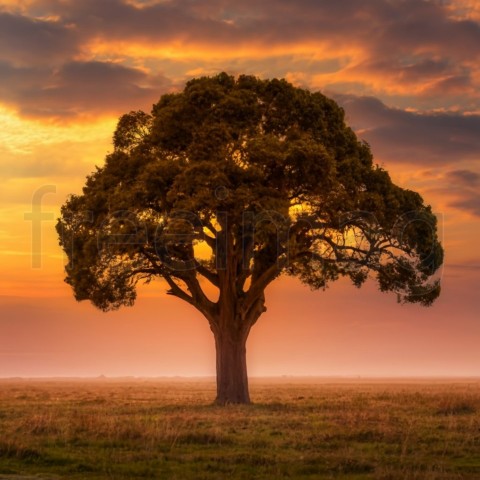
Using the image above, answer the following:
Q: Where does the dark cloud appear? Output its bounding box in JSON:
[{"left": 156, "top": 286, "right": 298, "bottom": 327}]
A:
[
  {"left": 446, "top": 169, "right": 480, "bottom": 186},
  {"left": 352, "top": 57, "right": 468, "bottom": 92},
  {"left": 0, "top": 60, "right": 172, "bottom": 118},
  {"left": 0, "top": 0, "right": 479, "bottom": 118},
  {"left": 424, "top": 74, "right": 473, "bottom": 96},
  {"left": 6, "top": 0, "right": 479, "bottom": 58},
  {"left": 58, "top": 61, "right": 144, "bottom": 87},
  {"left": 103, "top": 0, "right": 479, "bottom": 61},
  {"left": 334, "top": 94, "right": 480, "bottom": 165},
  {"left": 0, "top": 61, "right": 49, "bottom": 93},
  {"left": 33, "top": 0, "right": 235, "bottom": 45},
  {"left": 399, "top": 59, "right": 452, "bottom": 83},
  {"left": 0, "top": 11, "right": 79, "bottom": 65},
  {"left": 379, "top": 0, "right": 480, "bottom": 59},
  {"left": 450, "top": 194, "right": 480, "bottom": 217},
  {"left": 443, "top": 169, "right": 480, "bottom": 217}
]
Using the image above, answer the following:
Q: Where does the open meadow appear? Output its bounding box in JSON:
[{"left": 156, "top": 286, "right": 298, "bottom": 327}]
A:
[{"left": 0, "top": 378, "right": 479, "bottom": 479}]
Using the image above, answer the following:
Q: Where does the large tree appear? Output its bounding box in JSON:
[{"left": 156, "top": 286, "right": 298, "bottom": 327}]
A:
[{"left": 57, "top": 73, "right": 443, "bottom": 404}]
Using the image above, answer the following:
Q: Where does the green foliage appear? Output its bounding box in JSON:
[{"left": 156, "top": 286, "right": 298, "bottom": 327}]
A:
[{"left": 57, "top": 72, "right": 443, "bottom": 313}]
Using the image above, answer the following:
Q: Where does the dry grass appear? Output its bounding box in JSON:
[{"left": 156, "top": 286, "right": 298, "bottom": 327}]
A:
[{"left": 0, "top": 378, "right": 479, "bottom": 479}]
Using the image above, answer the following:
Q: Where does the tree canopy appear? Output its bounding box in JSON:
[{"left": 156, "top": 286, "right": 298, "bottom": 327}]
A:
[{"left": 57, "top": 73, "right": 443, "bottom": 404}]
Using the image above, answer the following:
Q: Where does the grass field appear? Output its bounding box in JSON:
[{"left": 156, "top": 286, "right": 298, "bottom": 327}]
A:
[{"left": 0, "top": 378, "right": 479, "bottom": 479}]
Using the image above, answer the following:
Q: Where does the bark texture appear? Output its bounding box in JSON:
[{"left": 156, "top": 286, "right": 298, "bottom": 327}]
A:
[{"left": 214, "top": 330, "right": 250, "bottom": 404}]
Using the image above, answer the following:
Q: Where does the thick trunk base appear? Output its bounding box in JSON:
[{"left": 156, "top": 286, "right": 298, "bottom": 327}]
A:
[{"left": 214, "top": 332, "right": 250, "bottom": 405}]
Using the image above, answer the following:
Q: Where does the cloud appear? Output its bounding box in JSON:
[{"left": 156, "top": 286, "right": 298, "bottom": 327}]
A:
[
  {"left": 4, "top": 0, "right": 479, "bottom": 61},
  {"left": 73, "top": 0, "right": 480, "bottom": 61},
  {"left": 446, "top": 169, "right": 480, "bottom": 186},
  {"left": 0, "top": 11, "right": 79, "bottom": 65},
  {"left": 0, "top": 60, "right": 172, "bottom": 118},
  {"left": 334, "top": 94, "right": 480, "bottom": 165},
  {"left": 0, "top": 0, "right": 480, "bottom": 118},
  {"left": 443, "top": 169, "right": 480, "bottom": 216},
  {"left": 443, "top": 0, "right": 480, "bottom": 21},
  {"left": 26, "top": 0, "right": 236, "bottom": 46},
  {"left": 376, "top": 1, "right": 480, "bottom": 60},
  {"left": 449, "top": 192, "right": 480, "bottom": 216},
  {"left": 342, "top": 57, "right": 475, "bottom": 99}
]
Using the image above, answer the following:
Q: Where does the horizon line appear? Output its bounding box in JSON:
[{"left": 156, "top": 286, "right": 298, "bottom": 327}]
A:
[{"left": 1, "top": 375, "right": 479, "bottom": 381}]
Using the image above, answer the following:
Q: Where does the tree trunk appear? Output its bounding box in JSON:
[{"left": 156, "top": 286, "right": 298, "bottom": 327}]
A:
[{"left": 214, "top": 328, "right": 250, "bottom": 405}]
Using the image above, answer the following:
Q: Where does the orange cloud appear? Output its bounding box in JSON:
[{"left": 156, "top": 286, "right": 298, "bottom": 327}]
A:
[{"left": 1, "top": 0, "right": 479, "bottom": 119}]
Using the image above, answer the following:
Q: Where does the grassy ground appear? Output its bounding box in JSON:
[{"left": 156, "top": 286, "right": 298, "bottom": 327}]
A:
[{"left": 0, "top": 378, "right": 479, "bottom": 479}]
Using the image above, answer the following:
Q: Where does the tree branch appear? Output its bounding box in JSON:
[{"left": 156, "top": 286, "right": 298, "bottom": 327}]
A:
[
  {"left": 243, "top": 259, "right": 286, "bottom": 313},
  {"left": 163, "top": 271, "right": 196, "bottom": 306},
  {"left": 195, "top": 261, "right": 220, "bottom": 288},
  {"left": 140, "top": 247, "right": 196, "bottom": 305}
]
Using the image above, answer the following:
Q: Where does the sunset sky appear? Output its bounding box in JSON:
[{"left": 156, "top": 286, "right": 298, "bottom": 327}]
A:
[{"left": 1, "top": 0, "right": 479, "bottom": 378}]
